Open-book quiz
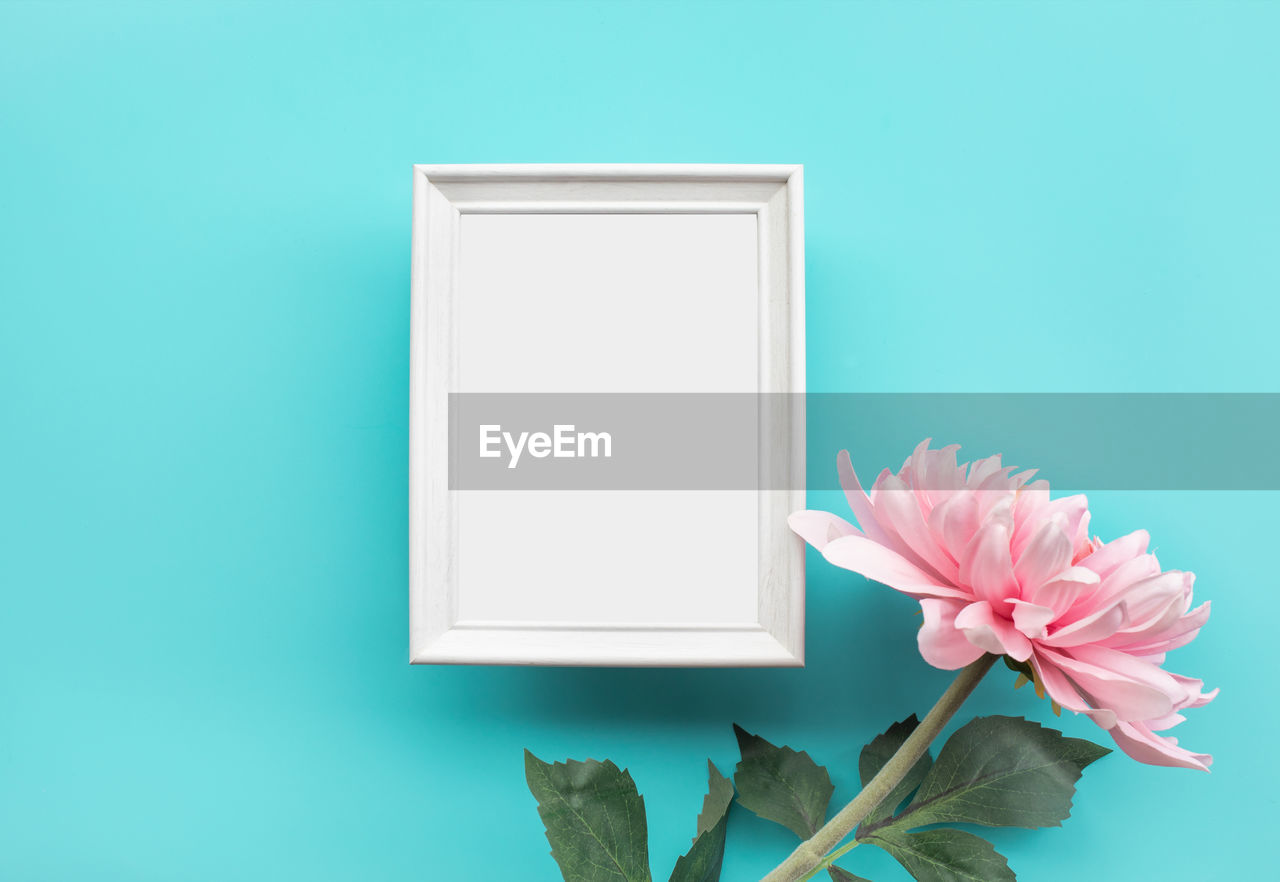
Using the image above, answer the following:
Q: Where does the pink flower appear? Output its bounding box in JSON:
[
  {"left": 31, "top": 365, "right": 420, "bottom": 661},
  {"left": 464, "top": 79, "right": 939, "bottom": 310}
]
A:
[{"left": 790, "top": 441, "right": 1216, "bottom": 771}]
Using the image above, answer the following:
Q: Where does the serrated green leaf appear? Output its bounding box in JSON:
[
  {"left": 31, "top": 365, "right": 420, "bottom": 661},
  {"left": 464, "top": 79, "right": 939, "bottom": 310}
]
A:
[
  {"left": 828, "top": 866, "right": 873, "bottom": 882},
  {"left": 694, "top": 761, "right": 734, "bottom": 837},
  {"left": 867, "top": 827, "right": 1015, "bottom": 882},
  {"left": 866, "top": 715, "right": 1110, "bottom": 834},
  {"left": 667, "top": 819, "right": 726, "bottom": 882},
  {"left": 668, "top": 762, "right": 733, "bottom": 882},
  {"left": 858, "top": 715, "right": 933, "bottom": 827},
  {"left": 732, "top": 724, "right": 834, "bottom": 839},
  {"left": 525, "top": 750, "right": 653, "bottom": 882}
]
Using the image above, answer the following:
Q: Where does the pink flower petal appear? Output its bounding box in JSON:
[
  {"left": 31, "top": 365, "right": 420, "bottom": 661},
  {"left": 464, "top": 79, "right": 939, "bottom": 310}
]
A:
[
  {"left": 873, "top": 473, "right": 961, "bottom": 584},
  {"left": 959, "top": 521, "right": 1020, "bottom": 608},
  {"left": 837, "top": 450, "right": 894, "bottom": 545},
  {"left": 1110, "top": 572, "right": 1193, "bottom": 641},
  {"left": 1040, "top": 602, "right": 1127, "bottom": 647},
  {"left": 1071, "top": 508, "right": 1093, "bottom": 559},
  {"left": 1113, "top": 601, "right": 1211, "bottom": 655},
  {"left": 918, "top": 599, "right": 986, "bottom": 669},
  {"left": 1012, "top": 515, "right": 1073, "bottom": 594},
  {"left": 1012, "top": 479, "right": 1050, "bottom": 529},
  {"left": 1108, "top": 721, "right": 1213, "bottom": 772},
  {"left": 1169, "top": 673, "right": 1219, "bottom": 710},
  {"left": 968, "top": 454, "right": 1005, "bottom": 485},
  {"left": 1027, "top": 566, "right": 1099, "bottom": 617},
  {"left": 1041, "top": 645, "right": 1180, "bottom": 722},
  {"left": 977, "top": 492, "right": 1015, "bottom": 530},
  {"left": 1013, "top": 494, "right": 1088, "bottom": 560},
  {"left": 1011, "top": 468, "right": 1038, "bottom": 487},
  {"left": 787, "top": 510, "right": 860, "bottom": 551},
  {"left": 1118, "top": 571, "right": 1190, "bottom": 623},
  {"left": 1007, "top": 599, "right": 1056, "bottom": 639},
  {"left": 1078, "top": 529, "right": 1150, "bottom": 580},
  {"left": 1031, "top": 652, "right": 1119, "bottom": 729},
  {"left": 927, "top": 491, "right": 980, "bottom": 563},
  {"left": 976, "top": 466, "right": 1017, "bottom": 493},
  {"left": 1087, "top": 553, "right": 1162, "bottom": 611},
  {"left": 820, "top": 534, "right": 969, "bottom": 599},
  {"left": 1143, "top": 712, "right": 1187, "bottom": 732},
  {"left": 920, "top": 443, "right": 964, "bottom": 505},
  {"left": 954, "top": 600, "right": 1033, "bottom": 661}
]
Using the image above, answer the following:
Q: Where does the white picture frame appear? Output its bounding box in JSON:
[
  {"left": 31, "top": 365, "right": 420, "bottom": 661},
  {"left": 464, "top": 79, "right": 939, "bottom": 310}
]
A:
[{"left": 410, "top": 164, "right": 805, "bottom": 666}]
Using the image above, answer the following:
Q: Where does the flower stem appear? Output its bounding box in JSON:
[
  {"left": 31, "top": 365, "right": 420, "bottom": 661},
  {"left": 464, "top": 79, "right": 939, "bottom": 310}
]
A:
[
  {"left": 759, "top": 654, "right": 998, "bottom": 882},
  {"left": 797, "top": 839, "right": 860, "bottom": 881}
]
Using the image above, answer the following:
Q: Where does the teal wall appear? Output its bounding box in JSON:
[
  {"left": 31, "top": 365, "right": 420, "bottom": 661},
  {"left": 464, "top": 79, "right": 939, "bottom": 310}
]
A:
[{"left": 3, "top": 2, "right": 1275, "bottom": 879}]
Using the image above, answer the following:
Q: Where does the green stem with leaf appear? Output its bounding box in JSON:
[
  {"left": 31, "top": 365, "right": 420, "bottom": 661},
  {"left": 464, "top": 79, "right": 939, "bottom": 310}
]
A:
[
  {"left": 796, "top": 839, "right": 859, "bottom": 881},
  {"left": 760, "top": 654, "right": 998, "bottom": 882}
]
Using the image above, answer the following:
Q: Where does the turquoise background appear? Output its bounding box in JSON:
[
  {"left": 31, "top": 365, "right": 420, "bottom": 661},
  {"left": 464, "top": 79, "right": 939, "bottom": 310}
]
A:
[{"left": 3, "top": 1, "right": 1276, "bottom": 879}]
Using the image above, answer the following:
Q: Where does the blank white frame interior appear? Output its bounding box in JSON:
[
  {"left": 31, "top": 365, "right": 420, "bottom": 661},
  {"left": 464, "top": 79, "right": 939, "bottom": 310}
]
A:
[{"left": 410, "top": 164, "right": 805, "bottom": 666}]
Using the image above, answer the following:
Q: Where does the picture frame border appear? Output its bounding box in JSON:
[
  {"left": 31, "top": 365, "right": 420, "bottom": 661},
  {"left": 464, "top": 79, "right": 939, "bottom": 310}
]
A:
[{"left": 410, "top": 164, "right": 805, "bottom": 666}]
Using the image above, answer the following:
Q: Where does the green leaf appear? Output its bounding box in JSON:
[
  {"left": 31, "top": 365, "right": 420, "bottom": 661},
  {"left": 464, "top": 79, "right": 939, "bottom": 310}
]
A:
[
  {"left": 869, "top": 715, "right": 1110, "bottom": 833},
  {"left": 828, "top": 866, "right": 873, "bottom": 882},
  {"left": 668, "top": 762, "right": 733, "bottom": 882},
  {"left": 693, "top": 760, "right": 734, "bottom": 837},
  {"left": 866, "top": 827, "right": 1015, "bottom": 882},
  {"left": 731, "top": 723, "right": 834, "bottom": 839},
  {"left": 858, "top": 715, "right": 933, "bottom": 827},
  {"left": 525, "top": 750, "right": 653, "bottom": 882}
]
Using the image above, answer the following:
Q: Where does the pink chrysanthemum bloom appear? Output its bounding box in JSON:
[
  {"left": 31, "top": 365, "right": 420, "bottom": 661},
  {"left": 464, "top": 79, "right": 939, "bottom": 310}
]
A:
[{"left": 790, "top": 440, "right": 1216, "bottom": 771}]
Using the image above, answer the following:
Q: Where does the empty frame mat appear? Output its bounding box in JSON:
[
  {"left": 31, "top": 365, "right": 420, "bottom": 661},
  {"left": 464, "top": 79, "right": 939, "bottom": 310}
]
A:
[{"left": 410, "top": 165, "right": 804, "bottom": 666}]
